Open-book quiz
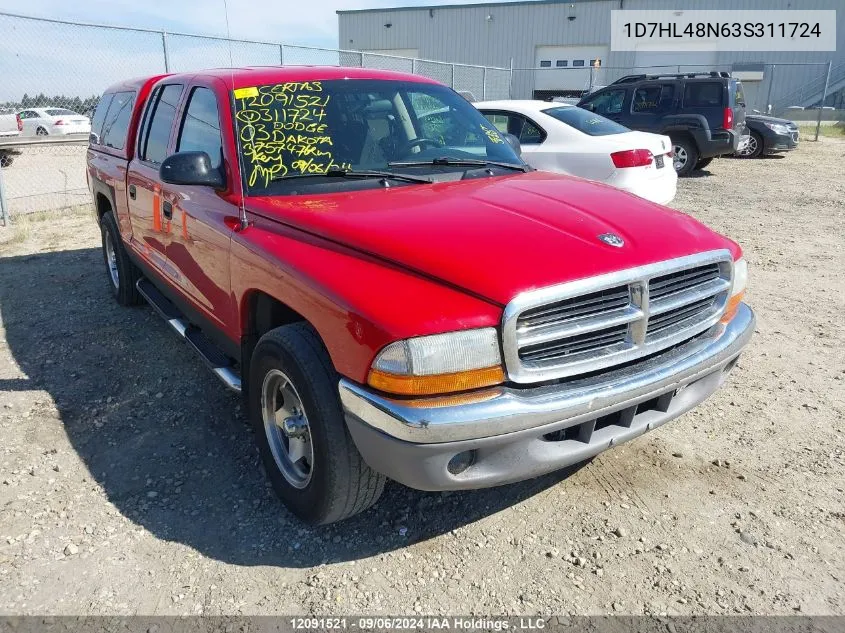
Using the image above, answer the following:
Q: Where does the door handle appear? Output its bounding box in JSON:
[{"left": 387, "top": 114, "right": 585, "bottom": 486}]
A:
[
  {"left": 162, "top": 200, "right": 173, "bottom": 220},
  {"left": 128, "top": 185, "right": 136, "bottom": 200}
]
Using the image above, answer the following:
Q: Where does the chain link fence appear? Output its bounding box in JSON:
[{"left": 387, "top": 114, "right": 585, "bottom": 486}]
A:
[{"left": 0, "top": 11, "right": 512, "bottom": 224}]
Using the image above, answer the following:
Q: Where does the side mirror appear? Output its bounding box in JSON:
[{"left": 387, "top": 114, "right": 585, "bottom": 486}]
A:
[
  {"left": 89, "top": 132, "right": 100, "bottom": 145},
  {"left": 160, "top": 151, "right": 225, "bottom": 189},
  {"left": 582, "top": 103, "right": 595, "bottom": 112},
  {"left": 503, "top": 133, "right": 522, "bottom": 157}
]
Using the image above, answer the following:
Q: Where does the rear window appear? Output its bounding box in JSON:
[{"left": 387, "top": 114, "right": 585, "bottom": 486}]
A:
[
  {"left": 684, "top": 81, "right": 723, "bottom": 107},
  {"left": 101, "top": 91, "right": 136, "bottom": 151},
  {"left": 543, "top": 106, "right": 629, "bottom": 136},
  {"left": 45, "top": 108, "right": 76, "bottom": 116},
  {"left": 734, "top": 81, "right": 746, "bottom": 107},
  {"left": 89, "top": 94, "right": 114, "bottom": 140}
]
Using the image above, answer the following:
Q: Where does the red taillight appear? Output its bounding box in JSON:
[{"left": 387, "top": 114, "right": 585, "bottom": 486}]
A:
[
  {"left": 54, "top": 119, "right": 65, "bottom": 126},
  {"left": 15, "top": 114, "right": 22, "bottom": 132},
  {"left": 723, "top": 107, "right": 734, "bottom": 130},
  {"left": 611, "top": 149, "right": 654, "bottom": 169}
]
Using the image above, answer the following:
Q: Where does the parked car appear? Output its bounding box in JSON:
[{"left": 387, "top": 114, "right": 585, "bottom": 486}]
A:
[
  {"left": 0, "top": 109, "right": 22, "bottom": 167},
  {"left": 476, "top": 100, "right": 677, "bottom": 205},
  {"left": 18, "top": 107, "right": 91, "bottom": 136},
  {"left": 577, "top": 72, "right": 747, "bottom": 176},
  {"left": 735, "top": 114, "right": 799, "bottom": 158},
  {"left": 87, "top": 67, "right": 754, "bottom": 524}
]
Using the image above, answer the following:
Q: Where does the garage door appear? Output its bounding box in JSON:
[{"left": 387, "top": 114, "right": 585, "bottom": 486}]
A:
[{"left": 534, "top": 45, "right": 609, "bottom": 93}]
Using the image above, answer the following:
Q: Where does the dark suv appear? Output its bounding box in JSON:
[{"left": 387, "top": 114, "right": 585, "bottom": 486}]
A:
[{"left": 577, "top": 72, "right": 747, "bottom": 176}]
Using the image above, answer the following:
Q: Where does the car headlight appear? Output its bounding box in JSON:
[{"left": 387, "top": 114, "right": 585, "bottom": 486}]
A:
[
  {"left": 721, "top": 257, "right": 747, "bottom": 323},
  {"left": 764, "top": 122, "right": 790, "bottom": 135},
  {"left": 368, "top": 328, "right": 505, "bottom": 396}
]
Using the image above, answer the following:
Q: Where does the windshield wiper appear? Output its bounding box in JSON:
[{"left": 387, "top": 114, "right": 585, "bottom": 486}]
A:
[
  {"left": 388, "top": 157, "right": 530, "bottom": 172},
  {"left": 272, "top": 168, "right": 433, "bottom": 184}
]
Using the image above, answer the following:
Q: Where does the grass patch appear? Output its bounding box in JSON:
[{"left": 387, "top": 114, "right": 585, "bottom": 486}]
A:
[
  {"left": 797, "top": 124, "right": 845, "bottom": 139},
  {"left": 1, "top": 204, "right": 91, "bottom": 249}
]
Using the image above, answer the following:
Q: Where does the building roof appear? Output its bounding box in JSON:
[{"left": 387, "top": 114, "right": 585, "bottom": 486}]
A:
[{"left": 337, "top": 0, "right": 593, "bottom": 15}]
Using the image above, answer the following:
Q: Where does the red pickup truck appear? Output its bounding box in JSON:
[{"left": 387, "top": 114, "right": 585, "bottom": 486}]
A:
[{"left": 87, "top": 67, "right": 754, "bottom": 524}]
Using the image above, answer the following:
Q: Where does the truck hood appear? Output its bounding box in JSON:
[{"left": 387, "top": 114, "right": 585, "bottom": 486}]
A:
[{"left": 248, "top": 172, "right": 739, "bottom": 306}]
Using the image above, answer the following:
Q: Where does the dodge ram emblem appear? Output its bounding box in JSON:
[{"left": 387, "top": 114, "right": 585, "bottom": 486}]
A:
[{"left": 598, "top": 233, "right": 625, "bottom": 248}]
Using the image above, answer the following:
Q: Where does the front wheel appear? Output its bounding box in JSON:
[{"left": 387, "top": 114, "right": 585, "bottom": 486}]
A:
[
  {"left": 249, "top": 323, "right": 385, "bottom": 524},
  {"left": 671, "top": 137, "right": 699, "bottom": 177},
  {"left": 736, "top": 131, "right": 763, "bottom": 159}
]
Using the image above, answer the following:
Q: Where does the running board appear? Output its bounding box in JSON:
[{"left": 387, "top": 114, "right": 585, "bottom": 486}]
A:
[{"left": 136, "top": 278, "right": 242, "bottom": 393}]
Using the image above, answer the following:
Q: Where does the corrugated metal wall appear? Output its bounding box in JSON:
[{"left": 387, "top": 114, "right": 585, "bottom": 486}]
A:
[{"left": 339, "top": 0, "right": 844, "bottom": 105}]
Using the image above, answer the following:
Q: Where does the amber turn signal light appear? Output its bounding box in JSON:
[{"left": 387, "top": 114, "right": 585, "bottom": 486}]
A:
[
  {"left": 720, "top": 290, "right": 745, "bottom": 324},
  {"left": 368, "top": 365, "right": 505, "bottom": 397}
]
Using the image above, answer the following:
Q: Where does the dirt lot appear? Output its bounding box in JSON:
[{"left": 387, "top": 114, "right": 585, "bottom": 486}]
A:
[{"left": 0, "top": 140, "right": 843, "bottom": 616}]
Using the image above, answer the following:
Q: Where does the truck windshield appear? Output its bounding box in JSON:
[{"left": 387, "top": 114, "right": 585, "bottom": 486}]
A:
[{"left": 231, "top": 79, "right": 523, "bottom": 195}]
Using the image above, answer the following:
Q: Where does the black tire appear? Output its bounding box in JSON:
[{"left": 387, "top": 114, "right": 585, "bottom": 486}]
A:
[
  {"left": 100, "top": 211, "right": 142, "bottom": 306},
  {"left": 737, "top": 131, "right": 763, "bottom": 159},
  {"left": 0, "top": 154, "right": 13, "bottom": 168},
  {"left": 249, "top": 323, "right": 385, "bottom": 524},
  {"left": 695, "top": 157, "right": 713, "bottom": 170},
  {"left": 36, "top": 127, "right": 48, "bottom": 136},
  {"left": 671, "top": 136, "right": 699, "bottom": 177}
]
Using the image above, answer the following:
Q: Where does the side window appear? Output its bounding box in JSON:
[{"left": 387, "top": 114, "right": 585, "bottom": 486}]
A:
[
  {"left": 684, "top": 81, "right": 723, "bottom": 107},
  {"left": 140, "top": 84, "right": 183, "bottom": 164},
  {"left": 89, "top": 94, "right": 114, "bottom": 140},
  {"left": 101, "top": 91, "right": 135, "bottom": 150},
  {"left": 177, "top": 87, "right": 223, "bottom": 170},
  {"left": 483, "top": 113, "right": 509, "bottom": 134},
  {"left": 631, "top": 86, "right": 661, "bottom": 112},
  {"left": 19, "top": 110, "right": 35, "bottom": 119},
  {"left": 482, "top": 112, "right": 545, "bottom": 145},
  {"left": 584, "top": 89, "right": 626, "bottom": 116},
  {"left": 517, "top": 117, "right": 544, "bottom": 144}
]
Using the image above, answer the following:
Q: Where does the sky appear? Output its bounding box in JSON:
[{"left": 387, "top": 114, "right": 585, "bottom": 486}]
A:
[
  {"left": 0, "top": 0, "right": 532, "bottom": 102},
  {"left": 0, "top": 0, "right": 522, "bottom": 48}
]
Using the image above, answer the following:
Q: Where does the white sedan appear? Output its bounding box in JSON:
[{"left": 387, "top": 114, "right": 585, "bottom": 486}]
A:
[
  {"left": 476, "top": 100, "right": 677, "bottom": 205},
  {"left": 18, "top": 107, "right": 91, "bottom": 137}
]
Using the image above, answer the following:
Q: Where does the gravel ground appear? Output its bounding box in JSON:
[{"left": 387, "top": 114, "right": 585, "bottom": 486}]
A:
[{"left": 0, "top": 139, "right": 843, "bottom": 616}]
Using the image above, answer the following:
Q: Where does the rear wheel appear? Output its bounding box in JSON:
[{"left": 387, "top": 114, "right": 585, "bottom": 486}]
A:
[
  {"left": 100, "top": 211, "right": 141, "bottom": 306},
  {"left": 695, "top": 157, "right": 713, "bottom": 170},
  {"left": 0, "top": 153, "right": 13, "bottom": 168},
  {"left": 249, "top": 323, "right": 385, "bottom": 524},
  {"left": 36, "top": 127, "right": 48, "bottom": 136},
  {"left": 671, "top": 137, "right": 699, "bottom": 177},
  {"left": 736, "top": 131, "right": 763, "bottom": 158}
]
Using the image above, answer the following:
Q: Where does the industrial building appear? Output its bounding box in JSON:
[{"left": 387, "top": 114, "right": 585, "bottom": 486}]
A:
[{"left": 338, "top": 0, "right": 845, "bottom": 115}]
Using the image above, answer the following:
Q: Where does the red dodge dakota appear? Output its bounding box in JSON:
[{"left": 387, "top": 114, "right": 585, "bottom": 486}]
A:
[{"left": 87, "top": 67, "right": 754, "bottom": 524}]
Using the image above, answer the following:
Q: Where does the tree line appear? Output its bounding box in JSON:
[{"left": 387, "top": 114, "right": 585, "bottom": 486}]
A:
[{"left": 0, "top": 93, "right": 101, "bottom": 115}]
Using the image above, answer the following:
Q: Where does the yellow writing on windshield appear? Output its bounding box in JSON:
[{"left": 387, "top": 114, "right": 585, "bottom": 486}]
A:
[{"left": 234, "top": 81, "right": 351, "bottom": 188}]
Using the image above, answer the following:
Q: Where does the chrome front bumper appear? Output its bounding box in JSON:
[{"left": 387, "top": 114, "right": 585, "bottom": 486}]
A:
[{"left": 339, "top": 303, "right": 754, "bottom": 491}]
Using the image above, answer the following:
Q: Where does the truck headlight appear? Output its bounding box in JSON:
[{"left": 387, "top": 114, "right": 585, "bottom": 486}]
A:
[
  {"left": 721, "top": 257, "right": 747, "bottom": 323},
  {"left": 368, "top": 328, "right": 505, "bottom": 396}
]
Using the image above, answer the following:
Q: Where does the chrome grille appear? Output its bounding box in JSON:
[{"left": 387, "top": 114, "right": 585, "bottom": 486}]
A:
[{"left": 503, "top": 251, "right": 734, "bottom": 384}]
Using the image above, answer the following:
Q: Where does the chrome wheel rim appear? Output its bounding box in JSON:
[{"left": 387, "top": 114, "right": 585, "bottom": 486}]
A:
[
  {"left": 739, "top": 135, "right": 758, "bottom": 157},
  {"left": 261, "top": 369, "right": 313, "bottom": 489},
  {"left": 673, "top": 145, "right": 688, "bottom": 171},
  {"left": 104, "top": 232, "right": 119, "bottom": 289}
]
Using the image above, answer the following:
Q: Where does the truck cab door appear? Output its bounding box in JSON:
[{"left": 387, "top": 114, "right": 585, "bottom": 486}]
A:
[
  {"left": 162, "top": 81, "right": 236, "bottom": 334},
  {"left": 126, "top": 83, "right": 184, "bottom": 277}
]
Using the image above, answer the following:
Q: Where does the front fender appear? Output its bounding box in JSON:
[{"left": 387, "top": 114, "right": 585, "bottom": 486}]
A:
[{"left": 230, "top": 215, "right": 502, "bottom": 383}]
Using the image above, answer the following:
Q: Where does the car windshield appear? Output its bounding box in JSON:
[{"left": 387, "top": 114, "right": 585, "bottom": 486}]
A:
[
  {"left": 542, "top": 106, "right": 630, "bottom": 136},
  {"left": 231, "top": 79, "right": 522, "bottom": 195}
]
